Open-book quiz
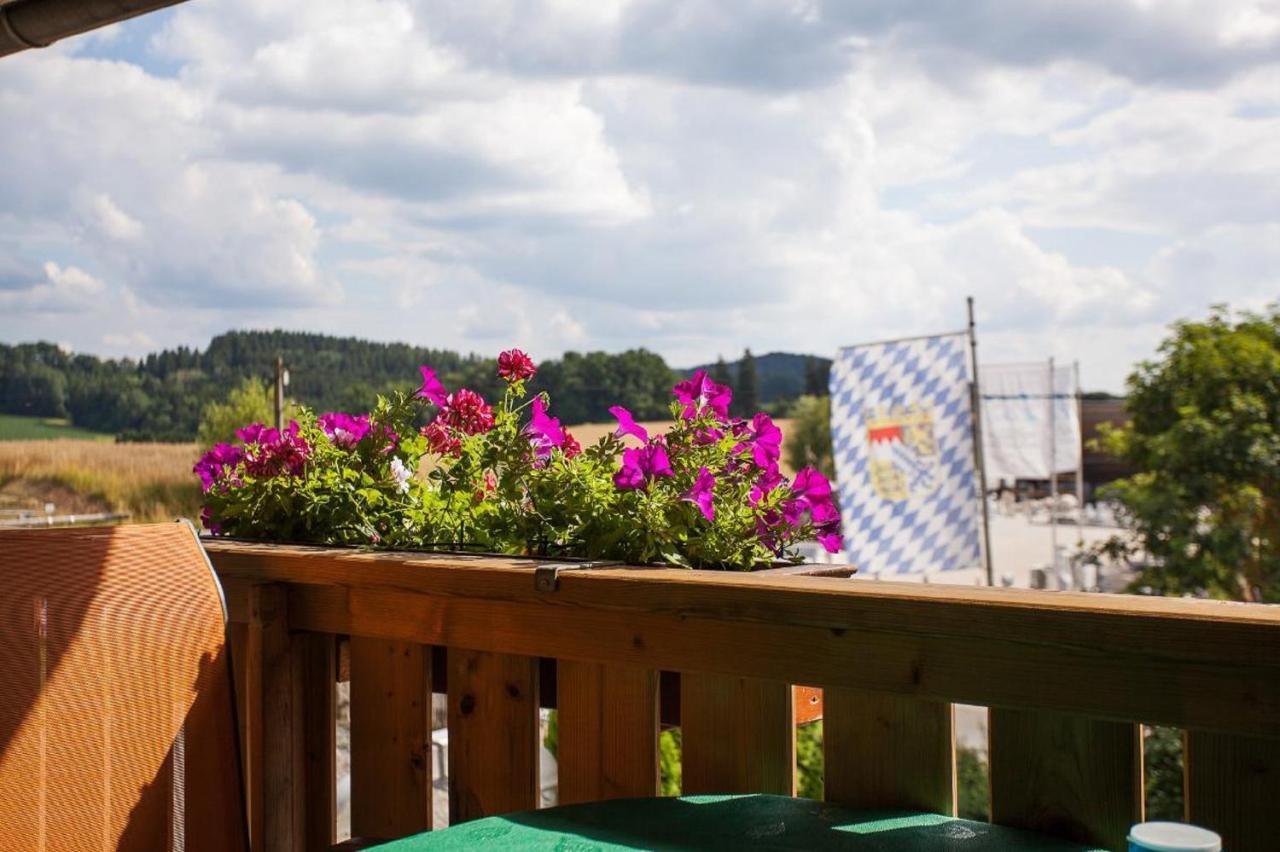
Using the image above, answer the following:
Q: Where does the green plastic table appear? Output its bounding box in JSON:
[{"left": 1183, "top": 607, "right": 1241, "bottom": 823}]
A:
[{"left": 369, "top": 794, "right": 1106, "bottom": 850}]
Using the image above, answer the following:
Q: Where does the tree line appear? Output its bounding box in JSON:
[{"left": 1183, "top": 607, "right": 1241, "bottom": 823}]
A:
[{"left": 0, "top": 331, "right": 831, "bottom": 441}]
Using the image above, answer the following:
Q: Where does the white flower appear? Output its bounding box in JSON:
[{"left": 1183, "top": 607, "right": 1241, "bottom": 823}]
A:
[{"left": 390, "top": 457, "right": 413, "bottom": 494}]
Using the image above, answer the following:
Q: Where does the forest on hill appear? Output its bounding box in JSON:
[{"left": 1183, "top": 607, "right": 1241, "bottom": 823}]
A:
[{"left": 0, "top": 331, "right": 830, "bottom": 441}]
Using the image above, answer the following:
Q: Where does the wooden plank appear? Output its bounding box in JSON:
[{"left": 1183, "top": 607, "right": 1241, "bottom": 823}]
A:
[
  {"left": 1186, "top": 729, "right": 1280, "bottom": 851},
  {"left": 989, "top": 708, "right": 1142, "bottom": 849},
  {"left": 349, "top": 638, "right": 432, "bottom": 840},
  {"left": 205, "top": 542, "right": 1280, "bottom": 739},
  {"left": 257, "top": 583, "right": 306, "bottom": 852},
  {"left": 302, "top": 632, "right": 337, "bottom": 849},
  {"left": 557, "top": 660, "right": 659, "bottom": 804},
  {"left": 228, "top": 599, "right": 265, "bottom": 850},
  {"left": 823, "top": 687, "right": 954, "bottom": 813},
  {"left": 681, "top": 673, "right": 794, "bottom": 795},
  {"left": 447, "top": 648, "right": 539, "bottom": 823}
]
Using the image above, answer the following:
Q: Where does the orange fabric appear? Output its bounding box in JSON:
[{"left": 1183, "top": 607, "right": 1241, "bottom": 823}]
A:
[{"left": 0, "top": 523, "right": 247, "bottom": 852}]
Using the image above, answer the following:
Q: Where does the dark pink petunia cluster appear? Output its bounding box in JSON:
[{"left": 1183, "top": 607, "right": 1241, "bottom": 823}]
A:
[
  {"left": 672, "top": 370, "right": 732, "bottom": 420},
  {"left": 238, "top": 421, "right": 311, "bottom": 478},
  {"left": 614, "top": 443, "right": 673, "bottom": 490},
  {"left": 497, "top": 348, "right": 537, "bottom": 382},
  {"left": 422, "top": 420, "right": 462, "bottom": 457},
  {"left": 318, "top": 412, "right": 371, "bottom": 449},
  {"left": 194, "top": 442, "right": 243, "bottom": 492},
  {"left": 781, "top": 468, "right": 841, "bottom": 553},
  {"left": 440, "top": 389, "right": 495, "bottom": 436}
]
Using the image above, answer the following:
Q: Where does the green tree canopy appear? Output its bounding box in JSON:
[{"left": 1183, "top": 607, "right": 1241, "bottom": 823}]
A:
[
  {"left": 1101, "top": 306, "right": 1280, "bottom": 601},
  {"left": 734, "top": 348, "right": 759, "bottom": 416},
  {"left": 785, "top": 395, "right": 835, "bottom": 480},
  {"left": 197, "top": 378, "right": 279, "bottom": 446}
]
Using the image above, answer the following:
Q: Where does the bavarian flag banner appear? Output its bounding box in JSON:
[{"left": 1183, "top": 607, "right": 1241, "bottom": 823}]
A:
[{"left": 829, "top": 333, "right": 982, "bottom": 575}]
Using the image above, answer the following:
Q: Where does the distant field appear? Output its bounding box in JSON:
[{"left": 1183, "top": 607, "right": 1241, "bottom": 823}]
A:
[
  {"left": 0, "top": 440, "right": 201, "bottom": 522},
  {"left": 0, "top": 414, "right": 112, "bottom": 441}
]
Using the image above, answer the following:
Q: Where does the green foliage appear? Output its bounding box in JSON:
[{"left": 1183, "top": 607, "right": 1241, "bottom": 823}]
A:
[
  {"left": 804, "top": 356, "right": 828, "bottom": 396},
  {"left": 796, "top": 721, "right": 823, "bottom": 800},
  {"left": 785, "top": 395, "right": 835, "bottom": 481},
  {"left": 659, "top": 728, "right": 682, "bottom": 796},
  {"left": 1098, "top": 306, "right": 1280, "bottom": 601},
  {"left": 543, "top": 709, "right": 559, "bottom": 759},
  {"left": 1144, "top": 726, "right": 1184, "bottom": 821},
  {"left": 197, "top": 378, "right": 280, "bottom": 447},
  {"left": 956, "top": 747, "right": 990, "bottom": 820},
  {"left": 530, "top": 349, "right": 677, "bottom": 424}
]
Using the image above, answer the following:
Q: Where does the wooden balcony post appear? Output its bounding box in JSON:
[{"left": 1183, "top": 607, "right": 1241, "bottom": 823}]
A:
[
  {"left": 823, "top": 688, "right": 955, "bottom": 813},
  {"left": 989, "top": 708, "right": 1142, "bottom": 849},
  {"left": 447, "top": 648, "right": 540, "bottom": 823},
  {"left": 681, "top": 673, "right": 794, "bottom": 795},
  {"left": 557, "top": 660, "right": 659, "bottom": 803},
  {"left": 256, "top": 584, "right": 306, "bottom": 852}
]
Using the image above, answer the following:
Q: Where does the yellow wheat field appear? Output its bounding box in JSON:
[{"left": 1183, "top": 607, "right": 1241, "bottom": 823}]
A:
[{"left": 0, "top": 440, "right": 202, "bottom": 523}]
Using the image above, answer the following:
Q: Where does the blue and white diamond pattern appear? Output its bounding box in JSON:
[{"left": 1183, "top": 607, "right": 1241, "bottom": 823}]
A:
[{"left": 829, "top": 333, "right": 982, "bottom": 575}]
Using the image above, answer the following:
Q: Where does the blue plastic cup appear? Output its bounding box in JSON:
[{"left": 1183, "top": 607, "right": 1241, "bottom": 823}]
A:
[{"left": 1128, "top": 822, "right": 1222, "bottom": 852}]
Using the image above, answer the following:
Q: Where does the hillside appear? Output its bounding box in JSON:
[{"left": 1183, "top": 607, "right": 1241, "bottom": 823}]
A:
[{"left": 685, "top": 351, "right": 832, "bottom": 404}]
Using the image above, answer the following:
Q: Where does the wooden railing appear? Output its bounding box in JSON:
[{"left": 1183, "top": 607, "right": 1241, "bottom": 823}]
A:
[{"left": 205, "top": 541, "right": 1280, "bottom": 852}]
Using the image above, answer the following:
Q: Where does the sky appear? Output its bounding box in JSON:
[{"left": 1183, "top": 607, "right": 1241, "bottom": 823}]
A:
[{"left": 2, "top": 1, "right": 1279, "bottom": 391}]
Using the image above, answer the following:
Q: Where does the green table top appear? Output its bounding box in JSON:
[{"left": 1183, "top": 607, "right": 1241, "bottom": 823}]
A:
[{"left": 371, "top": 794, "right": 1106, "bottom": 851}]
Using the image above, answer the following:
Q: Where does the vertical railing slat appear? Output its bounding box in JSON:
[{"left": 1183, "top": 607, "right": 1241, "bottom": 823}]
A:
[
  {"left": 257, "top": 584, "right": 305, "bottom": 852},
  {"left": 447, "top": 648, "right": 540, "bottom": 824},
  {"left": 823, "top": 687, "right": 955, "bottom": 813},
  {"left": 1185, "top": 729, "right": 1280, "bottom": 851},
  {"left": 227, "top": 617, "right": 263, "bottom": 851},
  {"left": 681, "top": 673, "right": 794, "bottom": 795},
  {"left": 989, "top": 708, "right": 1142, "bottom": 849},
  {"left": 349, "top": 638, "right": 432, "bottom": 841},
  {"left": 301, "top": 632, "right": 337, "bottom": 848},
  {"left": 557, "top": 660, "right": 659, "bottom": 804}
]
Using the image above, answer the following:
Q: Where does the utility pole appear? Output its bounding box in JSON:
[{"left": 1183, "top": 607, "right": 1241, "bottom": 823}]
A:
[
  {"left": 1074, "top": 360, "right": 1085, "bottom": 548},
  {"left": 274, "top": 355, "right": 287, "bottom": 432},
  {"left": 967, "top": 297, "right": 994, "bottom": 586}
]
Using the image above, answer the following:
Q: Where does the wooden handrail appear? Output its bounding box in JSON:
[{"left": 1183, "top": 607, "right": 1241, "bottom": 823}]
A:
[
  {"left": 205, "top": 540, "right": 1280, "bottom": 852},
  {"left": 208, "top": 540, "right": 1280, "bottom": 738}
]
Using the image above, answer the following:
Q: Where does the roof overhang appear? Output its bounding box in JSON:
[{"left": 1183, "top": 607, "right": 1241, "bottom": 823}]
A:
[{"left": 1, "top": 0, "right": 187, "bottom": 58}]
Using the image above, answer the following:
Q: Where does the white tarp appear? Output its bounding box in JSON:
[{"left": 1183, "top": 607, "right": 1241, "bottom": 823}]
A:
[{"left": 979, "top": 361, "right": 1080, "bottom": 481}]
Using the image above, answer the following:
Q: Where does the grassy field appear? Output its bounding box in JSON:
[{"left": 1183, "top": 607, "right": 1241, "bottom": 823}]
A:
[
  {"left": 0, "top": 440, "right": 201, "bottom": 522},
  {"left": 0, "top": 417, "right": 799, "bottom": 526},
  {"left": 0, "top": 414, "right": 113, "bottom": 441}
]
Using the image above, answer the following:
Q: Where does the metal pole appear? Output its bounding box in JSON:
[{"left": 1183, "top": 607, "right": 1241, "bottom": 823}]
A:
[
  {"left": 1074, "top": 360, "right": 1085, "bottom": 547},
  {"left": 967, "top": 297, "right": 995, "bottom": 586},
  {"left": 1048, "top": 357, "right": 1059, "bottom": 585},
  {"left": 274, "top": 355, "right": 285, "bottom": 432}
]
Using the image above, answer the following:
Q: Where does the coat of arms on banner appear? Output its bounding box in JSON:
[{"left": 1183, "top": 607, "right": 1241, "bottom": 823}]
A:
[{"left": 866, "top": 403, "right": 939, "bottom": 501}]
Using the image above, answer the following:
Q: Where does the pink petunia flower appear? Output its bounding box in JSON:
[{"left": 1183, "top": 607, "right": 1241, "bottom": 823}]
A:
[
  {"left": 608, "top": 406, "right": 649, "bottom": 442},
  {"left": 683, "top": 466, "right": 717, "bottom": 521},
  {"left": 417, "top": 365, "right": 449, "bottom": 407},
  {"left": 672, "top": 370, "right": 732, "bottom": 420},
  {"left": 613, "top": 443, "right": 673, "bottom": 490}
]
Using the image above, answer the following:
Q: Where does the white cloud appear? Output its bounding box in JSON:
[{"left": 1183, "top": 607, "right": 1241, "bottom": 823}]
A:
[{"left": 0, "top": 0, "right": 1278, "bottom": 392}]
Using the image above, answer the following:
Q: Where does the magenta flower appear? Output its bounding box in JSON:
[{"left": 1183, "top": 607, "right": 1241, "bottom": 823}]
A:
[
  {"left": 417, "top": 365, "right": 448, "bottom": 407},
  {"left": 440, "top": 389, "right": 495, "bottom": 435},
  {"left": 525, "top": 397, "right": 567, "bottom": 455},
  {"left": 791, "top": 467, "right": 833, "bottom": 505},
  {"left": 193, "top": 442, "right": 243, "bottom": 492},
  {"left": 608, "top": 405, "right": 649, "bottom": 442},
  {"left": 747, "top": 413, "right": 782, "bottom": 469},
  {"left": 672, "top": 370, "right": 732, "bottom": 420},
  {"left": 244, "top": 420, "right": 310, "bottom": 478},
  {"left": 497, "top": 349, "right": 537, "bottom": 382},
  {"left": 683, "top": 466, "right": 717, "bottom": 521},
  {"left": 318, "top": 412, "right": 371, "bottom": 449},
  {"left": 200, "top": 505, "right": 222, "bottom": 535},
  {"left": 811, "top": 500, "right": 843, "bottom": 553},
  {"left": 749, "top": 466, "right": 784, "bottom": 506},
  {"left": 562, "top": 432, "right": 582, "bottom": 459},
  {"left": 613, "top": 443, "right": 674, "bottom": 490},
  {"left": 235, "top": 423, "right": 271, "bottom": 445}
]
